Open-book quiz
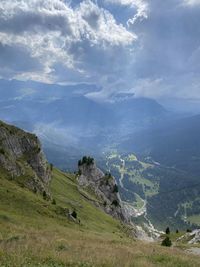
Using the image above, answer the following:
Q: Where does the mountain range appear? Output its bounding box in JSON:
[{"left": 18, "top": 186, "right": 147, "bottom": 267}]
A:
[
  {"left": 0, "top": 79, "right": 169, "bottom": 167},
  {"left": 1, "top": 79, "right": 200, "bottom": 231}
]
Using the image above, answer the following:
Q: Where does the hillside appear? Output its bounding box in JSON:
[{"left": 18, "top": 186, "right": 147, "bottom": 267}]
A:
[
  {"left": 1, "top": 168, "right": 200, "bottom": 267},
  {"left": 0, "top": 121, "right": 200, "bottom": 266}
]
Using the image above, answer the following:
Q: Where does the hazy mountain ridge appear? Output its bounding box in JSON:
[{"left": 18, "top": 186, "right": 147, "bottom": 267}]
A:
[
  {"left": 120, "top": 114, "right": 200, "bottom": 174},
  {"left": 0, "top": 79, "right": 170, "bottom": 170},
  {"left": 1, "top": 79, "right": 200, "bottom": 230},
  {"left": 0, "top": 79, "right": 167, "bottom": 134}
]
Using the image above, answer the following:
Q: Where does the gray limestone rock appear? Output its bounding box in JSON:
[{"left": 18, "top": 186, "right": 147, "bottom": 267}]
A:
[
  {"left": 0, "top": 121, "right": 51, "bottom": 193},
  {"left": 78, "top": 159, "right": 129, "bottom": 222}
]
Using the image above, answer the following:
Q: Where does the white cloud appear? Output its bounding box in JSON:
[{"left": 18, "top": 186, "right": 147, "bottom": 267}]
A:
[
  {"left": 183, "top": 0, "right": 200, "bottom": 6},
  {"left": 0, "top": 0, "right": 136, "bottom": 83},
  {"left": 77, "top": 1, "right": 136, "bottom": 45},
  {"left": 105, "top": 0, "right": 148, "bottom": 25},
  {"left": 13, "top": 88, "right": 36, "bottom": 101},
  {"left": 1, "top": 0, "right": 199, "bottom": 104},
  {"left": 130, "top": 75, "right": 200, "bottom": 101}
]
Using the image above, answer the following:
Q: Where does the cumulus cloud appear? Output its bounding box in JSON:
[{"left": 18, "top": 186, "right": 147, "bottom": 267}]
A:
[
  {"left": 87, "top": 0, "right": 200, "bottom": 102},
  {"left": 105, "top": 0, "right": 148, "bottom": 25},
  {"left": 0, "top": 0, "right": 200, "bottom": 103},
  {"left": 0, "top": 0, "right": 136, "bottom": 83}
]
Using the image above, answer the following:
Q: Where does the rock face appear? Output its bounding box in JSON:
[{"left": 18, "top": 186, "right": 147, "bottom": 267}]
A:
[
  {"left": 77, "top": 157, "right": 128, "bottom": 222},
  {"left": 188, "top": 229, "right": 200, "bottom": 244},
  {"left": 0, "top": 121, "right": 51, "bottom": 193},
  {"left": 177, "top": 229, "right": 200, "bottom": 244}
]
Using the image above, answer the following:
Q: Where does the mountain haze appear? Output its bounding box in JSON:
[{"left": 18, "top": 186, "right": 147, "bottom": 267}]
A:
[{"left": 0, "top": 79, "right": 169, "bottom": 168}]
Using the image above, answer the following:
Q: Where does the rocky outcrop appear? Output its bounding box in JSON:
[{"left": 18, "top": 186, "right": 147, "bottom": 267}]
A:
[
  {"left": 188, "top": 229, "right": 200, "bottom": 244},
  {"left": 77, "top": 157, "right": 129, "bottom": 222},
  {"left": 177, "top": 229, "right": 200, "bottom": 244},
  {"left": 0, "top": 120, "right": 51, "bottom": 193}
]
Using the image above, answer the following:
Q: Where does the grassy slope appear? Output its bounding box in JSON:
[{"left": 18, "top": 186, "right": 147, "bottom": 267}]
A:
[{"left": 0, "top": 169, "right": 199, "bottom": 267}]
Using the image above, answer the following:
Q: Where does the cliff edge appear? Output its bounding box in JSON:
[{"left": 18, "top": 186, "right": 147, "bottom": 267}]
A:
[
  {"left": 77, "top": 156, "right": 129, "bottom": 222},
  {"left": 0, "top": 120, "right": 51, "bottom": 193}
]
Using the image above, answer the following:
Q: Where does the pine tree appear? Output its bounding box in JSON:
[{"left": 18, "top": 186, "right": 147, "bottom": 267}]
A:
[
  {"left": 161, "top": 237, "right": 172, "bottom": 247},
  {"left": 113, "top": 184, "right": 119, "bottom": 193},
  {"left": 165, "top": 227, "right": 170, "bottom": 235}
]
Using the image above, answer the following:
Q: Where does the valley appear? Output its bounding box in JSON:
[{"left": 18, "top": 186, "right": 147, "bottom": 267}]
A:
[
  {"left": 1, "top": 120, "right": 200, "bottom": 267},
  {"left": 104, "top": 151, "right": 161, "bottom": 238},
  {"left": 102, "top": 151, "right": 200, "bottom": 231},
  {"left": 1, "top": 79, "right": 200, "bottom": 237}
]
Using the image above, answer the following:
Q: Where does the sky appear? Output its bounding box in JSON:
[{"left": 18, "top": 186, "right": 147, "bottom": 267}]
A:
[{"left": 0, "top": 0, "right": 200, "bottom": 103}]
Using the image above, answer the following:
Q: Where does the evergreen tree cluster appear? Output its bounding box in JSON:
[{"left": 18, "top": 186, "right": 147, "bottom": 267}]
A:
[
  {"left": 78, "top": 156, "right": 94, "bottom": 166},
  {"left": 105, "top": 172, "right": 112, "bottom": 178}
]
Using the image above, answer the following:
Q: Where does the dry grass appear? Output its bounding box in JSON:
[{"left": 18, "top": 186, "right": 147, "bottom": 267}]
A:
[
  {"left": 0, "top": 169, "right": 200, "bottom": 267},
  {"left": 1, "top": 219, "right": 199, "bottom": 267}
]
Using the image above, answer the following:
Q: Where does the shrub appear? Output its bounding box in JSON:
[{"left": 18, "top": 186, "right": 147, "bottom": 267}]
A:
[
  {"left": 43, "top": 191, "right": 47, "bottom": 200},
  {"left": 50, "top": 163, "right": 53, "bottom": 171},
  {"left": 105, "top": 172, "right": 112, "bottom": 178},
  {"left": 113, "top": 184, "right": 119, "bottom": 193},
  {"left": 52, "top": 199, "right": 56, "bottom": 205},
  {"left": 104, "top": 177, "right": 109, "bottom": 186},
  {"left": 34, "top": 146, "right": 41, "bottom": 153},
  {"left": 104, "top": 173, "right": 112, "bottom": 185},
  {"left": 78, "top": 169, "right": 82, "bottom": 176},
  {"left": 165, "top": 227, "right": 170, "bottom": 235},
  {"left": 111, "top": 200, "right": 119, "bottom": 207},
  {"left": 71, "top": 210, "right": 77, "bottom": 219},
  {"left": 161, "top": 237, "right": 172, "bottom": 247},
  {"left": 0, "top": 148, "right": 5, "bottom": 155}
]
